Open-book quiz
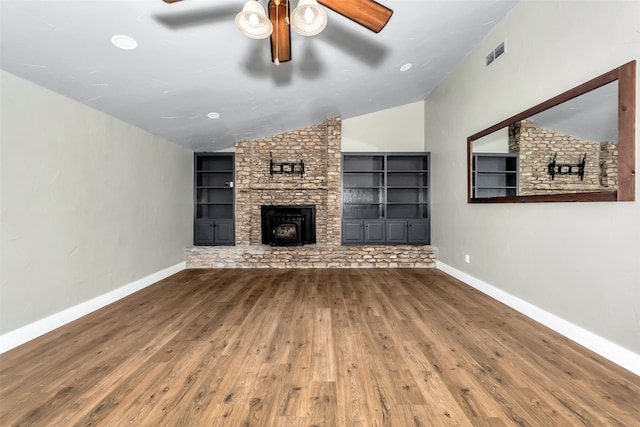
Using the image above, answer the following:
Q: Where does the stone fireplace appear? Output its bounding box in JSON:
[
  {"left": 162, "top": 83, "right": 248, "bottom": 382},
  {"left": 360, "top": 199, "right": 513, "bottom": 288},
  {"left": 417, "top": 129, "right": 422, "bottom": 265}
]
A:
[{"left": 235, "top": 117, "right": 342, "bottom": 246}]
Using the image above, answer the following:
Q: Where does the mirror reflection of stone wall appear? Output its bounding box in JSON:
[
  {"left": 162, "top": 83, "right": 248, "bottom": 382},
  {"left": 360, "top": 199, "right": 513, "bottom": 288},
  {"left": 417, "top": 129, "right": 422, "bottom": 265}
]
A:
[{"left": 508, "top": 119, "right": 617, "bottom": 195}]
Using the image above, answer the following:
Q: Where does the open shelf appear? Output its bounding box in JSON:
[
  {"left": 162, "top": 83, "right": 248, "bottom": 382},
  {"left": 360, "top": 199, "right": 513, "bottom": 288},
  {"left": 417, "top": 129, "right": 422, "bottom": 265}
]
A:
[
  {"left": 472, "top": 153, "right": 519, "bottom": 198},
  {"left": 194, "top": 153, "right": 235, "bottom": 245},
  {"left": 341, "top": 153, "right": 430, "bottom": 245}
]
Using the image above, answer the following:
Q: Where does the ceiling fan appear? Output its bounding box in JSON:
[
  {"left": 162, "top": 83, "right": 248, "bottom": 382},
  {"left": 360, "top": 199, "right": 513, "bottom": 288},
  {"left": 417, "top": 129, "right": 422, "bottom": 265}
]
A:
[{"left": 162, "top": 0, "right": 393, "bottom": 64}]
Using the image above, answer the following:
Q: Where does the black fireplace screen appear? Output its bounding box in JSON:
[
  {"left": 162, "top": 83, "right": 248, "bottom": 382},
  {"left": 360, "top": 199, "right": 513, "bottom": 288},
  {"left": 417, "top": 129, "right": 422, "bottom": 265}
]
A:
[
  {"left": 261, "top": 205, "right": 316, "bottom": 246},
  {"left": 275, "top": 223, "right": 298, "bottom": 240}
]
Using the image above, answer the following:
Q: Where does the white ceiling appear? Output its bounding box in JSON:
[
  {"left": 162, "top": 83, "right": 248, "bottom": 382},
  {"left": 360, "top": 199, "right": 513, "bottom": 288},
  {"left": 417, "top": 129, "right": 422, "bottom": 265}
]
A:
[
  {"left": 531, "top": 81, "right": 618, "bottom": 143},
  {"left": 0, "top": 0, "right": 518, "bottom": 151}
]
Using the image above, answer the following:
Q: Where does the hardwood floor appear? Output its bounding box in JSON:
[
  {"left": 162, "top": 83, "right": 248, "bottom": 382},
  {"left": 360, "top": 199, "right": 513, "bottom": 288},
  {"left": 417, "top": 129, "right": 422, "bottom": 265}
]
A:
[{"left": 1, "top": 268, "right": 639, "bottom": 426}]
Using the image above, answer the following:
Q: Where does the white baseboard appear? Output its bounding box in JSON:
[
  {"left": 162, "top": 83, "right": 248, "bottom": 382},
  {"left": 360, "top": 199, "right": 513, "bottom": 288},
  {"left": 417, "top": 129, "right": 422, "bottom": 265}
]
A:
[
  {"left": 436, "top": 261, "right": 640, "bottom": 377},
  {"left": 0, "top": 262, "right": 186, "bottom": 354}
]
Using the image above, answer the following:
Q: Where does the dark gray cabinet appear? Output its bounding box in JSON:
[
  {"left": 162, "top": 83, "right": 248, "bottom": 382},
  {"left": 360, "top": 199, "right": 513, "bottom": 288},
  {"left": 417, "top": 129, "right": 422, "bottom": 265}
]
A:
[
  {"left": 472, "top": 153, "right": 519, "bottom": 198},
  {"left": 342, "top": 153, "right": 430, "bottom": 245},
  {"left": 194, "top": 153, "right": 235, "bottom": 246},
  {"left": 195, "top": 220, "right": 215, "bottom": 244},
  {"left": 386, "top": 220, "right": 408, "bottom": 243},
  {"left": 385, "top": 220, "right": 430, "bottom": 244},
  {"left": 407, "top": 220, "right": 430, "bottom": 244},
  {"left": 342, "top": 221, "right": 365, "bottom": 244},
  {"left": 342, "top": 220, "right": 386, "bottom": 244},
  {"left": 194, "top": 219, "right": 234, "bottom": 245},
  {"left": 365, "top": 220, "right": 386, "bottom": 243}
]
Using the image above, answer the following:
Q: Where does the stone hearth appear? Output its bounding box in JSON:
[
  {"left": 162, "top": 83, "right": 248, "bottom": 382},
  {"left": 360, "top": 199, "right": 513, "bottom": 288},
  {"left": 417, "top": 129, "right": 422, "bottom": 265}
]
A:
[{"left": 186, "top": 245, "right": 436, "bottom": 269}]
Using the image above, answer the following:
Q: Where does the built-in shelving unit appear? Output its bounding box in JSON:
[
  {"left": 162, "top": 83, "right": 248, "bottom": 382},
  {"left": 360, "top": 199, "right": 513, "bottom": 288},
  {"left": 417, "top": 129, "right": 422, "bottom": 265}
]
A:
[
  {"left": 194, "top": 153, "right": 235, "bottom": 246},
  {"left": 472, "top": 153, "right": 519, "bottom": 198},
  {"left": 342, "top": 153, "right": 430, "bottom": 245}
]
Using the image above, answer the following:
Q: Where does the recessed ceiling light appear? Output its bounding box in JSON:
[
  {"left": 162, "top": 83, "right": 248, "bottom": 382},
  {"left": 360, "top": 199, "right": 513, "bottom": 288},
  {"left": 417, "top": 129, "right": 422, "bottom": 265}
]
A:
[
  {"left": 111, "top": 35, "right": 137, "bottom": 50},
  {"left": 207, "top": 112, "right": 221, "bottom": 119},
  {"left": 400, "top": 63, "right": 412, "bottom": 72}
]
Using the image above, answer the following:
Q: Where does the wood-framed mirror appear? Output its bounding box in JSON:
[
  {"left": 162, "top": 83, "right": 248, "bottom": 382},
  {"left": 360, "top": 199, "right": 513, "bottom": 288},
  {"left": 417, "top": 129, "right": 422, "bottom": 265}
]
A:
[{"left": 468, "top": 60, "right": 636, "bottom": 203}]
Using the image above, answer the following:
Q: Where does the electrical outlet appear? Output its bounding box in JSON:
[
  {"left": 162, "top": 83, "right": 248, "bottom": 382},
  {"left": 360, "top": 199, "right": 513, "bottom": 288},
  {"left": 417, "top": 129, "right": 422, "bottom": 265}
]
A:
[{"left": 465, "top": 254, "right": 470, "bottom": 263}]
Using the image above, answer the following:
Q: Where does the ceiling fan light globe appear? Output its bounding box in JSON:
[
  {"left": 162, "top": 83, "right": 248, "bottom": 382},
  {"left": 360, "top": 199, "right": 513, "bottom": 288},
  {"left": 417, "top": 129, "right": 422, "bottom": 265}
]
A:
[
  {"left": 304, "top": 8, "right": 315, "bottom": 24},
  {"left": 291, "top": 0, "right": 327, "bottom": 36},
  {"left": 235, "top": 0, "right": 273, "bottom": 39},
  {"left": 248, "top": 13, "right": 260, "bottom": 27}
]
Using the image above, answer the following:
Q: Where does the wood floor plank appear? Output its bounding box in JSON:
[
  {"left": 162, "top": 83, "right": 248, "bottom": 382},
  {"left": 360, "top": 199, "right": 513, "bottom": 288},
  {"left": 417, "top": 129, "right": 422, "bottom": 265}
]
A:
[
  {"left": 275, "top": 415, "right": 307, "bottom": 426},
  {"left": 331, "top": 283, "right": 378, "bottom": 426},
  {"left": 2, "top": 268, "right": 639, "bottom": 426},
  {"left": 308, "top": 381, "right": 338, "bottom": 426},
  {"left": 94, "top": 362, "right": 172, "bottom": 426},
  {"left": 311, "top": 308, "right": 337, "bottom": 382},
  {"left": 333, "top": 328, "right": 377, "bottom": 426},
  {"left": 399, "top": 340, "right": 472, "bottom": 426}
]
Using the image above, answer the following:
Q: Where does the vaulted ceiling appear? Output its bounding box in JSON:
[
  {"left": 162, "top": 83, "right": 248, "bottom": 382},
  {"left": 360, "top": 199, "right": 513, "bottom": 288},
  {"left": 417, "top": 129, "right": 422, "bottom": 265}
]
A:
[{"left": 0, "top": 0, "right": 518, "bottom": 151}]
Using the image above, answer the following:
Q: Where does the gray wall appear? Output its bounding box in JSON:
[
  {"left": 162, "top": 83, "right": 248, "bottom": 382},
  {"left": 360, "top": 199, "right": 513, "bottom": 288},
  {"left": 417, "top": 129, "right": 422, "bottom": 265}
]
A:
[
  {"left": 342, "top": 101, "right": 424, "bottom": 152},
  {"left": 425, "top": 1, "right": 640, "bottom": 353},
  {"left": 1, "top": 71, "right": 193, "bottom": 334}
]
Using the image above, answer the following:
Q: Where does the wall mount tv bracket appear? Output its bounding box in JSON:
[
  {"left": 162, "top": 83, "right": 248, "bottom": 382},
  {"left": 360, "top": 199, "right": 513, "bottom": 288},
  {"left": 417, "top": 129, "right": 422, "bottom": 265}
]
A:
[
  {"left": 269, "top": 151, "right": 305, "bottom": 179},
  {"left": 547, "top": 153, "right": 586, "bottom": 181}
]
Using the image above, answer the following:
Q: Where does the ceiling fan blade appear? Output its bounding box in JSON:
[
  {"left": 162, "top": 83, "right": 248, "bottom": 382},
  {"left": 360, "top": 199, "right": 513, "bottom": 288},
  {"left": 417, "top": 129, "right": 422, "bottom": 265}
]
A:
[
  {"left": 269, "top": 0, "right": 292, "bottom": 63},
  {"left": 162, "top": 0, "right": 184, "bottom": 3},
  {"left": 318, "top": 0, "right": 392, "bottom": 33}
]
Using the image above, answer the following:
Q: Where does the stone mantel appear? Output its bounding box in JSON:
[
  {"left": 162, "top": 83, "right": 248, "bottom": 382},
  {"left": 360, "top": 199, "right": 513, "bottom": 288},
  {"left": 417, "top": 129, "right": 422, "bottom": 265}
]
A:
[{"left": 241, "top": 184, "right": 329, "bottom": 191}]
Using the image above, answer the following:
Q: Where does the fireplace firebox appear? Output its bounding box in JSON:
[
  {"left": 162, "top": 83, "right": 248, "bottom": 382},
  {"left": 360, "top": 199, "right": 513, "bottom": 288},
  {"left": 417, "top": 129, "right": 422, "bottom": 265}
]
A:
[{"left": 261, "top": 205, "right": 316, "bottom": 246}]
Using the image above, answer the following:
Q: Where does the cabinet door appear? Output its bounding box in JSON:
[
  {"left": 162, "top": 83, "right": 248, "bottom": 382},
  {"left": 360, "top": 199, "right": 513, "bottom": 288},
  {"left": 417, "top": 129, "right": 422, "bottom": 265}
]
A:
[
  {"left": 386, "top": 220, "right": 408, "bottom": 243},
  {"left": 342, "top": 221, "right": 364, "bottom": 244},
  {"left": 407, "top": 220, "right": 430, "bottom": 244},
  {"left": 364, "top": 220, "right": 385, "bottom": 243},
  {"left": 194, "top": 220, "right": 215, "bottom": 245},
  {"left": 214, "top": 220, "right": 235, "bottom": 246}
]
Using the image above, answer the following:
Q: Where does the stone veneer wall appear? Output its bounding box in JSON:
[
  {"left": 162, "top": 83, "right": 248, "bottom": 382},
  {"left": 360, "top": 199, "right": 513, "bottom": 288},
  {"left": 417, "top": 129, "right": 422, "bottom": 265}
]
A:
[
  {"left": 235, "top": 117, "right": 342, "bottom": 246},
  {"left": 599, "top": 141, "right": 618, "bottom": 189},
  {"left": 509, "top": 119, "right": 617, "bottom": 195}
]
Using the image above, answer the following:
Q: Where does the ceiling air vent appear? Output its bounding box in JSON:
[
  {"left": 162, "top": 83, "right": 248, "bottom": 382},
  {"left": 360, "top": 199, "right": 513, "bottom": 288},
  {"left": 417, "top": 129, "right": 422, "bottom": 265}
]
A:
[{"left": 485, "top": 41, "right": 506, "bottom": 66}]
